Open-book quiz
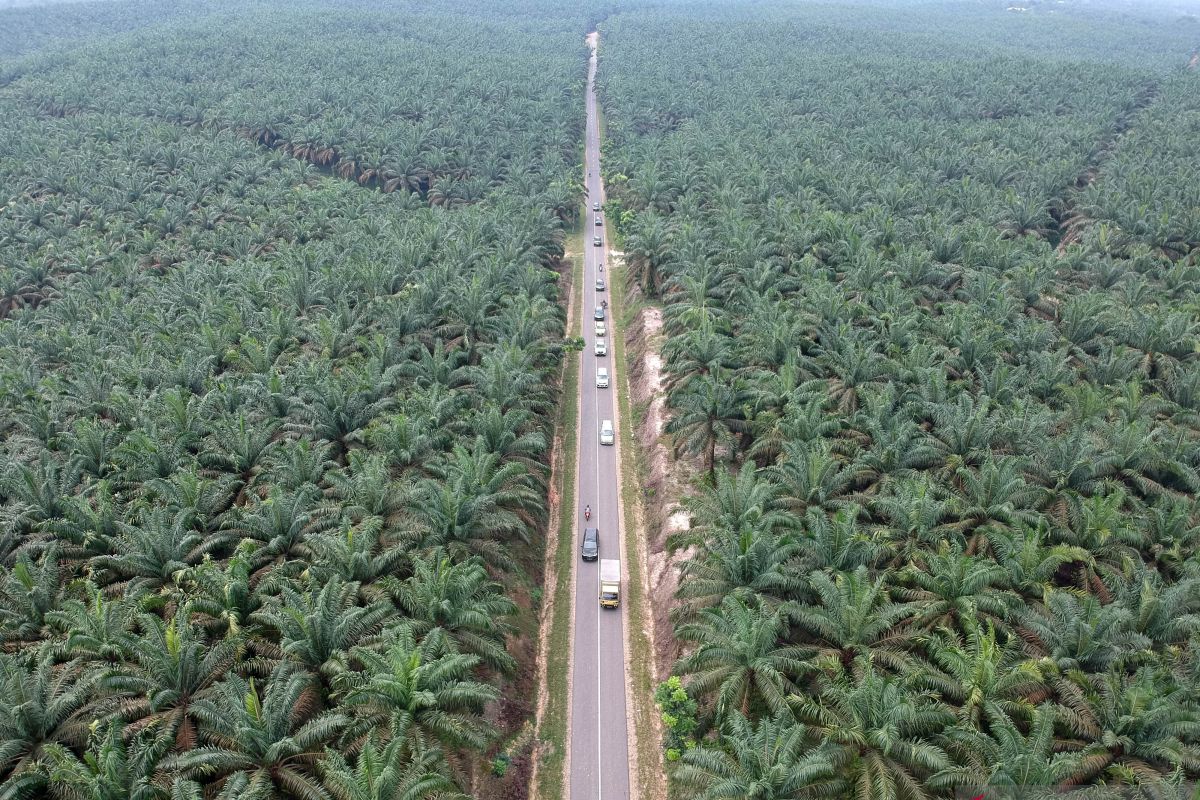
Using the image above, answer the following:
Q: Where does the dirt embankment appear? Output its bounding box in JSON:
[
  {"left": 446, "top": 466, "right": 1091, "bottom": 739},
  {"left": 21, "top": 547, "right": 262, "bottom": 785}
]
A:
[{"left": 624, "top": 299, "right": 693, "bottom": 679}]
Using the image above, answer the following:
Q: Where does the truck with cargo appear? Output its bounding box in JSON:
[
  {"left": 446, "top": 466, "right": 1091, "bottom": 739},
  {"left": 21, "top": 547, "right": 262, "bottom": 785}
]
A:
[{"left": 599, "top": 559, "right": 620, "bottom": 608}]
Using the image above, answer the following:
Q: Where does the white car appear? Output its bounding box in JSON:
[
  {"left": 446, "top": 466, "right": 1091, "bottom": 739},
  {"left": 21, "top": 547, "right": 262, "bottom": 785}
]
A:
[
  {"left": 595, "top": 338, "right": 607, "bottom": 356},
  {"left": 595, "top": 321, "right": 606, "bottom": 337},
  {"left": 593, "top": 201, "right": 601, "bottom": 212},
  {"left": 600, "top": 419, "right": 614, "bottom": 445},
  {"left": 596, "top": 277, "right": 606, "bottom": 291},
  {"left": 595, "top": 216, "right": 603, "bottom": 226},
  {"left": 596, "top": 367, "right": 609, "bottom": 388}
]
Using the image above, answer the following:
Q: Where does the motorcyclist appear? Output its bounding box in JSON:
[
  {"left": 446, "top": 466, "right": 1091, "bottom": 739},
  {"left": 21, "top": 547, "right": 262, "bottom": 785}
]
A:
[{"left": 584, "top": 504, "right": 591, "bottom": 520}]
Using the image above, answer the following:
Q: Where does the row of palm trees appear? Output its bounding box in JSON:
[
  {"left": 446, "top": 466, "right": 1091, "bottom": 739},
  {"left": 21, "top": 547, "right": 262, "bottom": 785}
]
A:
[
  {"left": 5, "top": 1, "right": 588, "bottom": 215},
  {"left": 0, "top": 3, "right": 590, "bottom": 797},
  {"left": 597, "top": 4, "right": 1200, "bottom": 798}
]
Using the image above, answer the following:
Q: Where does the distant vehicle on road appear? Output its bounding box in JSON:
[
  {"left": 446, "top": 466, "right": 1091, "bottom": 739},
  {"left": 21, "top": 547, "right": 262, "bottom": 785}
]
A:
[
  {"left": 599, "top": 559, "right": 620, "bottom": 607},
  {"left": 596, "top": 367, "right": 609, "bottom": 388},
  {"left": 595, "top": 216, "right": 603, "bottom": 226},
  {"left": 594, "top": 306, "right": 605, "bottom": 321},
  {"left": 593, "top": 201, "right": 601, "bottom": 212},
  {"left": 595, "top": 338, "right": 607, "bottom": 356},
  {"left": 595, "top": 321, "right": 606, "bottom": 337},
  {"left": 593, "top": 235, "right": 602, "bottom": 247},
  {"left": 581, "top": 527, "right": 599, "bottom": 561},
  {"left": 600, "top": 419, "right": 614, "bottom": 445},
  {"left": 596, "top": 277, "right": 606, "bottom": 291}
]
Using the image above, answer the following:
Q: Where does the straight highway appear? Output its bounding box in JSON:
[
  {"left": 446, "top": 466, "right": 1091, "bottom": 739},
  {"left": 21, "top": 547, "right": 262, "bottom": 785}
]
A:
[{"left": 568, "top": 30, "right": 632, "bottom": 800}]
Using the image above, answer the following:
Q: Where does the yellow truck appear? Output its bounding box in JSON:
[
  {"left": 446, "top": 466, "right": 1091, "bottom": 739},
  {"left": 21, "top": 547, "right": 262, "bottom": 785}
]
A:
[{"left": 599, "top": 559, "right": 620, "bottom": 609}]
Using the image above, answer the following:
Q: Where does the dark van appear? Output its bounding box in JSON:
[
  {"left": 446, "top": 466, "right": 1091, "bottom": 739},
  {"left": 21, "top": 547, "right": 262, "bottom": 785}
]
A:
[{"left": 581, "top": 527, "right": 599, "bottom": 561}]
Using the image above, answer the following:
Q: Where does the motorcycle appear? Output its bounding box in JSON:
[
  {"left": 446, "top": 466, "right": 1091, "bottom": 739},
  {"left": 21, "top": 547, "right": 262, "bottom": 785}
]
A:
[{"left": 584, "top": 505, "right": 591, "bottom": 521}]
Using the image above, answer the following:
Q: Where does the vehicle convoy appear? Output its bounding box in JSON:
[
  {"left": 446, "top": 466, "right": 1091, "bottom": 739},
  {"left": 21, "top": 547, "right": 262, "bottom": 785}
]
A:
[{"left": 599, "top": 559, "right": 620, "bottom": 608}]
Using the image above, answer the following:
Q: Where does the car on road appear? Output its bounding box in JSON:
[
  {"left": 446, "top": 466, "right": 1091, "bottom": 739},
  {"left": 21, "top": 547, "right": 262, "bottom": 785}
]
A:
[
  {"left": 581, "top": 527, "right": 599, "bottom": 561},
  {"left": 593, "top": 235, "right": 602, "bottom": 247},
  {"left": 596, "top": 367, "right": 609, "bottom": 388},
  {"left": 593, "top": 201, "right": 601, "bottom": 212},
  {"left": 595, "top": 338, "right": 607, "bottom": 356},
  {"left": 596, "top": 277, "right": 606, "bottom": 291},
  {"left": 600, "top": 419, "right": 614, "bottom": 445},
  {"left": 594, "top": 321, "right": 606, "bottom": 337},
  {"left": 594, "top": 306, "right": 605, "bottom": 321},
  {"left": 595, "top": 216, "right": 602, "bottom": 226}
]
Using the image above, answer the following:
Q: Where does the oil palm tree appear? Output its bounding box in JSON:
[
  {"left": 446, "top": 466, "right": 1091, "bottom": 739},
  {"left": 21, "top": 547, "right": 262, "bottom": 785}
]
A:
[
  {"left": 252, "top": 577, "right": 394, "bottom": 689},
  {"left": 336, "top": 627, "right": 499, "bottom": 760},
  {"left": 167, "top": 665, "right": 347, "bottom": 800},
  {"left": 320, "top": 736, "right": 466, "bottom": 800},
  {"left": 0, "top": 654, "right": 96, "bottom": 788},
  {"left": 915, "top": 620, "right": 1043, "bottom": 733},
  {"left": 673, "top": 711, "right": 834, "bottom": 800},
  {"left": 37, "top": 721, "right": 174, "bottom": 800},
  {"left": 674, "top": 594, "right": 809, "bottom": 720},
  {"left": 791, "top": 664, "right": 966, "bottom": 800},
  {"left": 385, "top": 550, "right": 516, "bottom": 674},
  {"left": 666, "top": 373, "right": 752, "bottom": 478},
  {"left": 790, "top": 566, "right": 922, "bottom": 676},
  {"left": 101, "top": 610, "right": 242, "bottom": 750}
]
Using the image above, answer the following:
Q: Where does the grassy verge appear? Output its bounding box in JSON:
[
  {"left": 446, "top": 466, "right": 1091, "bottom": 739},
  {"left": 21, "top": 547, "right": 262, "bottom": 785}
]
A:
[
  {"left": 609, "top": 254, "right": 665, "bottom": 799},
  {"left": 532, "top": 220, "right": 583, "bottom": 800}
]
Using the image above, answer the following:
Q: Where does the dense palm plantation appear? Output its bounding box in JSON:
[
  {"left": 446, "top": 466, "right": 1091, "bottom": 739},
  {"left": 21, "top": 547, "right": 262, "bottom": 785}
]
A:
[
  {"left": 0, "top": 1, "right": 589, "bottom": 797},
  {"left": 598, "top": 2, "right": 1200, "bottom": 797}
]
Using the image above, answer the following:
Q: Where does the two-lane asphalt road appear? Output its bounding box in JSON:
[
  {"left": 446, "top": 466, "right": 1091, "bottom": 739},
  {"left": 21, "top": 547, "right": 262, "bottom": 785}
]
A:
[{"left": 569, "top": 32, "right": 632, "bottom": 800}]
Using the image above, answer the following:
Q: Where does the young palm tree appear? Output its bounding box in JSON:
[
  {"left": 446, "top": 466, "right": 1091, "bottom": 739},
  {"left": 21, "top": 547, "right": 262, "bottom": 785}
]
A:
[
  {"left": 88, "top": 510, "right": 209, "bottom": 594},
  {"left": 0, "top": 546, "right": 62, "bottom": 651},
  {"left": 45, "top": 585, "right": 139, "bottom": 663},
  {"left": 1066, "top": 668, "right": 1200, "bottom": 784}
]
